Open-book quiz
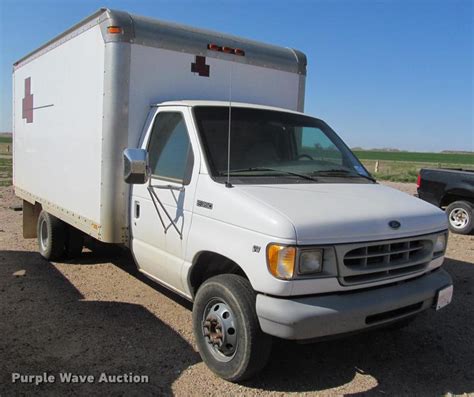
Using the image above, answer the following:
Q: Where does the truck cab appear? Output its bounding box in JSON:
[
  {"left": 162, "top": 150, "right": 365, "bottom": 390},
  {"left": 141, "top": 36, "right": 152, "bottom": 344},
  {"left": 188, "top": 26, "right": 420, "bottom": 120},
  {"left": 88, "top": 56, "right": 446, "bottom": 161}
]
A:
[{"left": 124, "top": 100, "right": 453, "bottom": 381}]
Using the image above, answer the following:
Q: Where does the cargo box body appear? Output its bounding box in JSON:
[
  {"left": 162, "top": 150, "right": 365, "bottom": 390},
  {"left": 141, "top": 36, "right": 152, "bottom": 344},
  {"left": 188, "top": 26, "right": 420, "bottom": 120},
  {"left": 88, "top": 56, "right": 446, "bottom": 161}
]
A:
[{"left": 13, "top": 8, "right": 307, "bottom": 243}]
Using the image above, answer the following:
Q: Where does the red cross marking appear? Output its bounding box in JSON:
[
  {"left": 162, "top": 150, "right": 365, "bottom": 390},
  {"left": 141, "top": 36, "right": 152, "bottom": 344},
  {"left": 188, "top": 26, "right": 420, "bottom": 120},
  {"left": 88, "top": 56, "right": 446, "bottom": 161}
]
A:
[
  {"left": 191, "top": 56, "right": 210, "bottom": 77},
  {"left": 22, "top": 77, "right": 34, "bottom": 123}
]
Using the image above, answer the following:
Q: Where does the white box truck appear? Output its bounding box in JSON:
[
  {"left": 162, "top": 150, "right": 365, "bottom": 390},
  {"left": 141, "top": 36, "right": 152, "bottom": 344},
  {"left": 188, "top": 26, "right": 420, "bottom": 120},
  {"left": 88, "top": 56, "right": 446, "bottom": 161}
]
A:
[{"left": 13, "top": 8, "right": 453, "bottom": 381}]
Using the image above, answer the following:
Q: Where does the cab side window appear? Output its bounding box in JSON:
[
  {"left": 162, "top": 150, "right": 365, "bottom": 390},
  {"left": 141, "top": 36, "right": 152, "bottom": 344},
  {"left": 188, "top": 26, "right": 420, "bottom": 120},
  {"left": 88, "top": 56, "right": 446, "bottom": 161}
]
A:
[{"left": 148, "top": 112, "right": 194, "bottom": 184}]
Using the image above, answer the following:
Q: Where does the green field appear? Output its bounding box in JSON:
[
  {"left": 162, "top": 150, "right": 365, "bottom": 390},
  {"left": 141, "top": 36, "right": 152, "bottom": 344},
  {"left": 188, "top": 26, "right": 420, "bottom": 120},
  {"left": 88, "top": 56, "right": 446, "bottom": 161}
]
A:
[
  {"left": 353, "top": 150, "right": 473, "bottom": 165},
  {"left": 352, "top": 150, "right": 473, "bottom": 182},
  {"left": 0, "top": 136, "right": 12, "bottom": 144}
]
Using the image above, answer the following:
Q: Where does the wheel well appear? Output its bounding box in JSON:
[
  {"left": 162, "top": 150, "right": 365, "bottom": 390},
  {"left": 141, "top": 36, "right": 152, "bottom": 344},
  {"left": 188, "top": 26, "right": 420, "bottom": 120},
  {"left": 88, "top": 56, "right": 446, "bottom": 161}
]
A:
[
  {"left": 189, "top": 251, "right": 248, "bottom": 297},
  {"left": 441, "top": 194, "right": 474, "bottom": 208}
]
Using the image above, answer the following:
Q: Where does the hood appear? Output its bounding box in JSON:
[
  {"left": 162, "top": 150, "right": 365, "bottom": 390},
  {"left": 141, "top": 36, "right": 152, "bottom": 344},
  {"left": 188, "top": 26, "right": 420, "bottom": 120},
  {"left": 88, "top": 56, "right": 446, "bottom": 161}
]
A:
[{"left": 237, "top": 183, "right": 448, "bottom": 244}]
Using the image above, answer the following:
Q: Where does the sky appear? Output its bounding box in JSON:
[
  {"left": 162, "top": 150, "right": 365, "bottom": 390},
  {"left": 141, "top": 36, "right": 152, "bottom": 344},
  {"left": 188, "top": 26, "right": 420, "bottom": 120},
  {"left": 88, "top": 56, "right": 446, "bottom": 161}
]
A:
[{"left": 0, "top": 0, "right": 472, "bottom": 152}]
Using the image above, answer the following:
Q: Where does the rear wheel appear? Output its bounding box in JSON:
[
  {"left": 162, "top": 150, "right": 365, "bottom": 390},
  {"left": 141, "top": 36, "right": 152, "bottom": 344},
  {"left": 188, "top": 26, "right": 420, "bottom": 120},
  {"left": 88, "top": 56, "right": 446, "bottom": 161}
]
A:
[
  {"left": 446, "top": 201, "right": 473, "bottom": 234},
  {"left": 37, "top": 211, "right": 66, "bottom": 260},
  {"left": 192, "top": 274, "right": 272, "bottom": 382},
  {"left": 65, "top": 225, "right": 84, "bottom": 258}
]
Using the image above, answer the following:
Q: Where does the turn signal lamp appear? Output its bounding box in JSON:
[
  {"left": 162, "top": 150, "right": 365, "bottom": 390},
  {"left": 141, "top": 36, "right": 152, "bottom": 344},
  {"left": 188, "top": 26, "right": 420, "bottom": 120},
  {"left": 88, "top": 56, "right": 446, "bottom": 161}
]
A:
[
  {"left": 434, "top": 234, "right": 447, "bottom": 255},
  {"left": 267, "top": 244, "right": 296, "bottom": 280}
]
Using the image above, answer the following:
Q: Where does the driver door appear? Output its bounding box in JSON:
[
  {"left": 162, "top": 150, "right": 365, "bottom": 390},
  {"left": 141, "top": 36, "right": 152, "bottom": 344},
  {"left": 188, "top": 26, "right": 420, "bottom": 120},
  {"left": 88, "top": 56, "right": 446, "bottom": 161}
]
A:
[{"left": 130, "top": 107, "right": 198, "bottom": 294}]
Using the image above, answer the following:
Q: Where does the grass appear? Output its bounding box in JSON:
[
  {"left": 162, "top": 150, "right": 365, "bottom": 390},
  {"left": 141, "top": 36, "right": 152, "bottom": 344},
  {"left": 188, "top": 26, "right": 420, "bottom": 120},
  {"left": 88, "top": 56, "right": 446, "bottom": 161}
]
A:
[
  {"left": 353, "top": 150, "right": 473, "bottom": 165},
  {"left": 359, "top": 159, "right": 473, "bottom": 183},
  {"left": 354, "top": 150, "right": 473, "bottom": 183},
  {"left": 374, "top": 168, "right": 419, "bottom": 183},
  {"left": 304, "top": 147, "right": 473, "bottom": 182},
  {"left": 355, "top": 149, "right": 473, "bottom": 182},
  {"left": 0, "top": 137, "right": 12, "bottom": 144},
  {"left": 0, "top": 142, "right": 12, "bottom": 155},
  {"left": 0, "top": 156, "right": 12, "bottom": 186},
  {"left": 0, "top": 157, "right": 12, "bottom": 166}
]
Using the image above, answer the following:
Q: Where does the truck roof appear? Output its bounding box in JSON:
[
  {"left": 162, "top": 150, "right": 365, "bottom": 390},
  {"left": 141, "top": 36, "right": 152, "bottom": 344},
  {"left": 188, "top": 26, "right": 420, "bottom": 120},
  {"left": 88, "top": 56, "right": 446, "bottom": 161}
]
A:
[
  {"left": 153, "top": 100, "right": 307, "bottom": 115},
  {"left": 14, "top": 8, "right": 307, "bottom": 75}
]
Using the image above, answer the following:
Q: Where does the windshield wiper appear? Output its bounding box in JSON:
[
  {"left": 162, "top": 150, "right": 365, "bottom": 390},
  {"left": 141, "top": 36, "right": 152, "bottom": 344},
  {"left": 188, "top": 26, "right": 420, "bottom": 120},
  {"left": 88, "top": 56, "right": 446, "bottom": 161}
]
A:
[
  {"left": 220, "top": 167, "right": 319, "bottom": 182},
  {"left": 312, "top": 168, "right": 352, "bottom": 175},
  {"left": 312, "top": 169, "right": 376, "bottom": 182}
]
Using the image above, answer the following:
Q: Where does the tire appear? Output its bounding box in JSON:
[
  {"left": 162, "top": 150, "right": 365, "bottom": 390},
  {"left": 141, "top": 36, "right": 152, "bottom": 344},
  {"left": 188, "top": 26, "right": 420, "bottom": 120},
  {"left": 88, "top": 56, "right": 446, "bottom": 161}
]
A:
[
  {"left": 37, "top": 211, "right": 66, "bottom": 260},
  {"left": 446, "top": 201, "right": 473, "bottom": 235},
  {"left": 65, "top": 225, "right": 84, "bottom": 258},
  {"left": 192, "top": 274, "right": 272, "bottom": 382}
]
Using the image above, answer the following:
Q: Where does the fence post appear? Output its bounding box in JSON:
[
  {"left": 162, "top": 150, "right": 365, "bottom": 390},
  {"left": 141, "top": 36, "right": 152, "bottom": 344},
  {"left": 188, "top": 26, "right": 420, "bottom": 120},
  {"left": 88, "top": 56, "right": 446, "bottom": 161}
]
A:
[{"left": 375, "top": 160, "right": 379, "bottom": 173}]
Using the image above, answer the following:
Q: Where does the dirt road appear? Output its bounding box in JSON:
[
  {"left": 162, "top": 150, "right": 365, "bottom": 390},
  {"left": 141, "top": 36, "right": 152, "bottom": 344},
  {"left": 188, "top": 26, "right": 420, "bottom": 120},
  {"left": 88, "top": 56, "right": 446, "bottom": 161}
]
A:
[{"left": 1, "top": 183, "right": 473, "bottom": 396}]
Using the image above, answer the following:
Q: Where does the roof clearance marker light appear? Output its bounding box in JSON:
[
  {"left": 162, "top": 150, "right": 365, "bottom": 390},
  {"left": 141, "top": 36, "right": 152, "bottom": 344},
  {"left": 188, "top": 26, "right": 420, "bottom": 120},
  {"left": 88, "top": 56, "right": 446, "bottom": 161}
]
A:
[
  {"left": 107, "top": 26, "right": 123, "bottom": 34},
  {"left": 207, "top": 43, "right": 220, "bottom": 51},
  {"left": 207, "top": 43, "right": 246, "bottom": 56},
  {"left": 221, "top": 46, "right": 234, "bottom": 54}
]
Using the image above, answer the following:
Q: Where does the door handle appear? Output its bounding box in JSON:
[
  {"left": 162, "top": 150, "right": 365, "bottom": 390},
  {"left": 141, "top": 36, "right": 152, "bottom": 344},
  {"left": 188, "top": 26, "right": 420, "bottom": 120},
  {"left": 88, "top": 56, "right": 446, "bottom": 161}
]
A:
[{"left": 134, "top": 201, "right": 140, "bottom": 219}]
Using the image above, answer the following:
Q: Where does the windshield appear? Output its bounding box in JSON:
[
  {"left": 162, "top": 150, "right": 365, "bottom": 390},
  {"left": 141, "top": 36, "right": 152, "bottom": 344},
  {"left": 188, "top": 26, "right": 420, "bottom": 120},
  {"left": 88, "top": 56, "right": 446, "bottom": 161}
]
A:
[{"left": 193, "top": 106, "right": 373, "bottom": 184}]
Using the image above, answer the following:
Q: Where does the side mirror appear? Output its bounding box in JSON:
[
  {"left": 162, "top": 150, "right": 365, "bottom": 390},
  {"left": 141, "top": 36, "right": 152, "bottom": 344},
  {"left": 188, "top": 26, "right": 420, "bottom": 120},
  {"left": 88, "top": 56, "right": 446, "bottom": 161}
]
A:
[{"left": 123, "top": 148, "right": 149, "bottom": 184}]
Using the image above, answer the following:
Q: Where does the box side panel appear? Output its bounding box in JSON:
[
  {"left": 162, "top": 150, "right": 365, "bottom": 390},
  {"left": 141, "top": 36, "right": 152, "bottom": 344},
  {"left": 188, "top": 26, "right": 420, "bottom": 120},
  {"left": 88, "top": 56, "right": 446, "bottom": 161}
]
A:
[
  {"left": 13, "top": 26, "right": 105, "bottom": 233},
  {"left": 127, "top": 45, "right": 301, "bottom": 147}
]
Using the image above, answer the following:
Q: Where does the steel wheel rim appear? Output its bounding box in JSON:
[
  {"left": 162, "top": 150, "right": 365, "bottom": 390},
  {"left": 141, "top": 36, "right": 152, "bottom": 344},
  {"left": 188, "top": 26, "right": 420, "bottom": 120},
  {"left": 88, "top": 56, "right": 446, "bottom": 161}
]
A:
[
  {"left": 201, "top": 298, "right": 238, "bottom": 362},
  {"left": 449, "top": 208, "right": 469, "bottom": 229},
  {"left": 39, "top": 218, "right": 49, "bottom": 251}
]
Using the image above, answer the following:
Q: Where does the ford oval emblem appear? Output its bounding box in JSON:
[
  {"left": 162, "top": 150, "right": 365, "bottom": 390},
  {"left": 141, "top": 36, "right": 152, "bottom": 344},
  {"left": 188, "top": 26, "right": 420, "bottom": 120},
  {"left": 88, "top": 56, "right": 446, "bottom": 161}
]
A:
[{"left": 389, "top": 220, "right": 401, "bottom": 229}]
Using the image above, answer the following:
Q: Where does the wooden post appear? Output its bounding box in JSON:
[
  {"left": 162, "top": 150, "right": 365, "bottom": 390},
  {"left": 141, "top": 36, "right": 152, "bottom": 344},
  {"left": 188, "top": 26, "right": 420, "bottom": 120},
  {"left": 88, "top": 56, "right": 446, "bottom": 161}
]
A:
[{"left": 375, "top": 160, "right": 379, "bottom": 173}]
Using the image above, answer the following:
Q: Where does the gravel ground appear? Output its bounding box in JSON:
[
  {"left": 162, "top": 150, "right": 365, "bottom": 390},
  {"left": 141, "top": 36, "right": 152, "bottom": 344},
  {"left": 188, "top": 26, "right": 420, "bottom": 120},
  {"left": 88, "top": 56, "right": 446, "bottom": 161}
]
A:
[{"left": 0, "top": 182, "right": 473, "bottom": 396}]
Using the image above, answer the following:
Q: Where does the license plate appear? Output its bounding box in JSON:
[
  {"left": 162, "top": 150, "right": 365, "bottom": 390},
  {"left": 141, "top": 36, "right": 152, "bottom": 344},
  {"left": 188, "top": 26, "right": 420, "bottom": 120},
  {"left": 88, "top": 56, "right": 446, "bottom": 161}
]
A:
[{"left": 436, "top": 285, "right": 453, "bottom": 311}]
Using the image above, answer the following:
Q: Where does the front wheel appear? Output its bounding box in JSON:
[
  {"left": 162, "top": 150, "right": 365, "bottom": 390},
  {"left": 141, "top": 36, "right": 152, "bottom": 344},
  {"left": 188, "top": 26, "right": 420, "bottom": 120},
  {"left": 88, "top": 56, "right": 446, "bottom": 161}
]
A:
[
  {"left": 192, "top": 274, "right": 272, "bottom": 382},
  {"left": 446, "top": 201, "right": 473, "bottom": 234}
]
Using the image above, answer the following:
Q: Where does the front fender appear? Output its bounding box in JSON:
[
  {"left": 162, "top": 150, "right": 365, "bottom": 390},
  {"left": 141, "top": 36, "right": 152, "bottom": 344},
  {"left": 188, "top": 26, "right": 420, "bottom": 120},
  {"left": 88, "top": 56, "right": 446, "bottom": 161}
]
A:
[{"left": 182, "top": 213, "right": 295, "bottom": 297}]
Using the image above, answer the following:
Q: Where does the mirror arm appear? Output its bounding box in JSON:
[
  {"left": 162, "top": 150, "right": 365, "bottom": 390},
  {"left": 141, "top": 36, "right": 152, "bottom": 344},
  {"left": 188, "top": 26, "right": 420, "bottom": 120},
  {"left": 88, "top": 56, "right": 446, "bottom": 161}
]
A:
[
  {"left": 146, "top": 178, "right": 167, "bottom": 232},
  {"left": 149, "top": 183, "right": 185, "bottom": 192},
  {"left": 147, "top": 182, "right": 183, "bottom": 240}
]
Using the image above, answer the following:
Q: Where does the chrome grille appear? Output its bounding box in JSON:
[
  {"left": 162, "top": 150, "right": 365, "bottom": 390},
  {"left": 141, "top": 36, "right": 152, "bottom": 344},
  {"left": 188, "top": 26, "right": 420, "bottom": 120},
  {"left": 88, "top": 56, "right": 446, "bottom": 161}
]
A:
[
  {"left": 336, "top": 236, "right": 435, "bottom": 286},
  {"left": 344, "top": 240, "right": 426, "bottom": 268}
]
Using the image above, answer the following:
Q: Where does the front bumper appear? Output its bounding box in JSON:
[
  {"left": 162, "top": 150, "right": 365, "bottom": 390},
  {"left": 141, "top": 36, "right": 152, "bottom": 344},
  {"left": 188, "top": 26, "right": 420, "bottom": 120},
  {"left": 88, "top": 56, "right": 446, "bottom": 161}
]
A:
[{"left": 256, "top": 269, "right": 452, "bottom": 340}]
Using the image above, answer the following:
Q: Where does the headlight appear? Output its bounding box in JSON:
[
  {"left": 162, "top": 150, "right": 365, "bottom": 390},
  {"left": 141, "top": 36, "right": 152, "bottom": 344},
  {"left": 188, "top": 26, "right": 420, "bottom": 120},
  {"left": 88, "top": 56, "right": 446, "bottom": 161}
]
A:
[
  {"left": 267, "top": 245, "right": 326, "bottom": 279},
  {"left": 434, "top": 234, "right": 447, "bottom": 254},
  {"left": 267, "top": 244, "right": 296, "bottom": 279},
  {"left": 299, "top": 249, "right": 323, "bottom": 274}
]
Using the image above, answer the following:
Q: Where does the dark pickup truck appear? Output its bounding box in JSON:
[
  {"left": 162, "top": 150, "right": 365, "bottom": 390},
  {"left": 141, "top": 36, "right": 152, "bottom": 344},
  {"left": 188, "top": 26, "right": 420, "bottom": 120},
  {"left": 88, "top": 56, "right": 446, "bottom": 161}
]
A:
[{"left": 417, "top": 168, "right": 474, "bottom": 234}]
